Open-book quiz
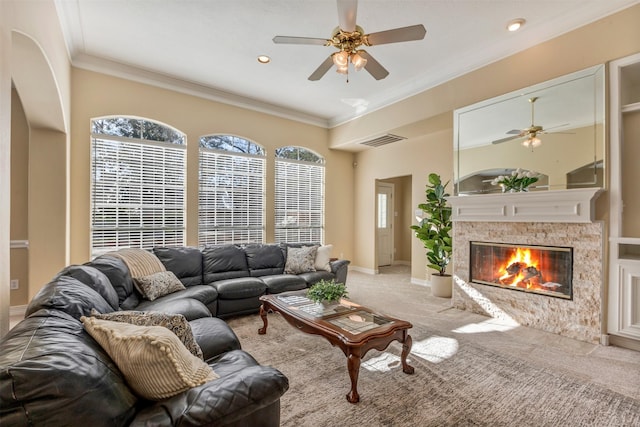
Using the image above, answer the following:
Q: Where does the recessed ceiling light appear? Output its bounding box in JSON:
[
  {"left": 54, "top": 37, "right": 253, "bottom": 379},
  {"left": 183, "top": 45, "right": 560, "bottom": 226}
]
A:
[
  {"left": 506, "top": 18, "right": 526, "bottom": 32},
  {"left": 257, "top": 55, "right": 271, "bottom": 64}
]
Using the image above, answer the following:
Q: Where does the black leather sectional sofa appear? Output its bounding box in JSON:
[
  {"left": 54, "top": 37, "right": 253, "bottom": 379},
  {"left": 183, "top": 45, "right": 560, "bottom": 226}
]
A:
[{"left": 0, "top": 243, "right": 350, "bottom": 426}]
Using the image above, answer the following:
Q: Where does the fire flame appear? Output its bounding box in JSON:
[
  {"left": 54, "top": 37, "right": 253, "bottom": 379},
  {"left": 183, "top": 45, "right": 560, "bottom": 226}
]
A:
[{"left": 499, "top": 248, "right": 539, "bottom": 288}]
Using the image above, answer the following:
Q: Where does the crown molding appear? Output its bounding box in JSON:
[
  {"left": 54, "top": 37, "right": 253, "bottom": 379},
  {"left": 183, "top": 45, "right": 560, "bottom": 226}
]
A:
[{"left": 72, "top": 53, "right": 331, "bottom": 129}]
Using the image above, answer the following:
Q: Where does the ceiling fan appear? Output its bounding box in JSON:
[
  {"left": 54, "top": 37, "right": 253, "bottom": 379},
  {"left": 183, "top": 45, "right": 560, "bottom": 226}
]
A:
[
  {"left": 492, "top": 97, "right": 569, "bottom": 148},
  {"left": 272, "top": 0, "right": 426, "bottom": 81}
]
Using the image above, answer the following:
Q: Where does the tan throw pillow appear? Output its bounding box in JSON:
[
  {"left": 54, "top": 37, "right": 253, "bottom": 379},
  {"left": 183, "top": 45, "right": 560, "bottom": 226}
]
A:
[
  {"left": 285, "top": 245, "right": 318, "bottom": 274},
  {"left": 81, "top": 317, "right": 218, "bottom": 400},
  {"left": 90, "top": 309, "right": 204, "bottom": 360},
  {"left": 315, "top": 244, "right": 333, "bottom": 272},
  {"left": 134, "top": 270, "right": 185, "bottom": 301}
]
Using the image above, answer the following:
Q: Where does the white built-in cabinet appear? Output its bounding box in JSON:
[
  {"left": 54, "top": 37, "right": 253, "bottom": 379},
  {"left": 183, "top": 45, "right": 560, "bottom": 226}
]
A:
[{"left": 608, "top": 53, "right": 640, "bottom": 350}]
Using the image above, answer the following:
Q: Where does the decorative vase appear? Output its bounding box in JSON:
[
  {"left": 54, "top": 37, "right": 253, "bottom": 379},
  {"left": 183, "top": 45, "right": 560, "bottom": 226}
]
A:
[{"left": 430, "top": 274, "right": 452, "bottom": 298}]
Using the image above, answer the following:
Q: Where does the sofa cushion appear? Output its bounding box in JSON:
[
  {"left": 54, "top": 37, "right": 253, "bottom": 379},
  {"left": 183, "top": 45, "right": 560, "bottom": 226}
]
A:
[
  {"left": 212, "top": 277, "right": 266, "bottom": 300},
  {"left": 25, "top": 276, "right": 114, "bottom": 320},
  {"left": 153, "top": 246, "right": 203, "bottom": 286},
  {"left": 82, "top": 317, "right": 219, "bottom": 401},
  {"left": 90, "top": 309, "right": 204, "bottom": 360},
  {"left": 129, "top": 350, "right": 289, "bottom": 427},
  {"left": 0, "top": 310, "right": 137, "bottom": 426},
  {"left": 190, "top": 317, "right": 241, "bottom": 360},
  {"left": 135, "top": 297, "right": 212, "bottom": 321},
  {"left": 297, "top": 270, "right": 336, "bottom": 286},
  {"left": 262, "top": 274, "right": 308, "bottom": 294},
  {"left": 134, "top": 271, "right": 186, "bottom": 301},
  {"left": 88, "top": 255, "right": 139, "bottom": 309},
  {"left": 202, "top": 244, "right": 250, "bottom": 283},
  {"left": 244, "top": 244, "right": 285, "bottom": 277},
  {"left": 284, "top": 245, "right": 318, "bottom": 274},
  {"left": 55, "top": 264, "right": 120, "bottom": 310}
]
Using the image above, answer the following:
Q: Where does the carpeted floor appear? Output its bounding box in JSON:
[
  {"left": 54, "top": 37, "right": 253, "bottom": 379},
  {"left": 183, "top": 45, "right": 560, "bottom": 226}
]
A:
[{"left": 227, "top": 265, "right": 640, "bottom": 427}]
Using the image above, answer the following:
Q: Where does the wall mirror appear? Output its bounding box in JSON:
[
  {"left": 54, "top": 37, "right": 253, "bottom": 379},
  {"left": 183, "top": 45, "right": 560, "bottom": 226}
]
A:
[{"left": 453, "top": 65, "right": 605, "bottom": 195}]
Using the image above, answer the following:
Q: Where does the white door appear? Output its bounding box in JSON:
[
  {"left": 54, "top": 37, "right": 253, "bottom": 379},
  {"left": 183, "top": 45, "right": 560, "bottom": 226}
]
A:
[{"left": 376, "top": 183, "right": 394, "bottom": 267}]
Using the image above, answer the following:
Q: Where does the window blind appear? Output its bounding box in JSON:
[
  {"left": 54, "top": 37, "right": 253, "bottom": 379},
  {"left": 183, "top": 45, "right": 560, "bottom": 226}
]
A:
[
  {"left": 198, "top": 148, "right": 265, "bottom": 245},
  {"left": 91, "top": 137, "right": 186, "bottom": 256},
  {"left": 274, "top": 157, "right": 324, "bottom": 243}
]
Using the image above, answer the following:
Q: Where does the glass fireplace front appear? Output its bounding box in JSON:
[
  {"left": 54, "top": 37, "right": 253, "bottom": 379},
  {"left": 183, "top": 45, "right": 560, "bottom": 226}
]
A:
[{"left": 469, "top": 241, "right": 573, "bottom": 300}]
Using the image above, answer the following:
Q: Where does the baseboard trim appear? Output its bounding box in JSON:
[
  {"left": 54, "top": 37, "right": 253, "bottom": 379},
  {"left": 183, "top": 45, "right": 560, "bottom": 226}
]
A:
[
  {"left": 411, "top": 278, "right": 430, "bottom": 287},
  {"left": 349, "top": 265, "right": 378, "bottom": 275},
  {"left": 608, "top": 334, "right": 640, "bottom": 352},
  {"left": 10, "top": 305, "right": 27, "bottom": 316}
]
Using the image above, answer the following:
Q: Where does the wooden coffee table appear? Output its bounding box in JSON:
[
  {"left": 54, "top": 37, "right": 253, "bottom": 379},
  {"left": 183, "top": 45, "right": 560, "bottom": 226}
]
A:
[{"left": 258, "top": 294, "right": 414, "bottom": 403}]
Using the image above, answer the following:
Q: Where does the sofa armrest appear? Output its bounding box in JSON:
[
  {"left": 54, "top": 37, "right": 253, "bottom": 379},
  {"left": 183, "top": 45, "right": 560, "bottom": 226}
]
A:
[
  {"left": 330, "top": 259, "right": 350, "bottom": 285},
  {"left": 129, "top": 365, "right": 288, "bottom": 427}
]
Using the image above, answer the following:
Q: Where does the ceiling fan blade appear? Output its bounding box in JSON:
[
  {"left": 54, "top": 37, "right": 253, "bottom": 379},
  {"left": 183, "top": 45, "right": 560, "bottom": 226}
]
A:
[
  {"left": 273, "top": 36, "right": 329, "bottom": 45},
  {"left": 505, "top": 129, "right": 522, "bottom": 135},
  {"left": 308, "top": 56, "right": 335, "bottom": 81},
  {"left": 337, "top": 0, "right": 358, "bottom": 32},
  {"left": 358, "top": 51, "right": 389, "bottom": 80},
  {"left": 492, "top": 135, "right": 521, "bottom": 144},
  {"left": 365, "top": 24, "right": 426, "bottom": 46}
]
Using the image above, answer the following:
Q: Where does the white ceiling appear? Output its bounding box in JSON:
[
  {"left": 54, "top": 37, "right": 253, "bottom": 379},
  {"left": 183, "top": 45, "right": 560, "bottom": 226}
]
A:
[{"left": 55, "top": 0, "right": 639, "bottom": 129}]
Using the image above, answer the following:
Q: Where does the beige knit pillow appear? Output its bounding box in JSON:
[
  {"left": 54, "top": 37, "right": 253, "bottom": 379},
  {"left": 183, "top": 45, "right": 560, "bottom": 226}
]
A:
[{"left": 82, "top": 317, "right": 218, "bottom": 400}]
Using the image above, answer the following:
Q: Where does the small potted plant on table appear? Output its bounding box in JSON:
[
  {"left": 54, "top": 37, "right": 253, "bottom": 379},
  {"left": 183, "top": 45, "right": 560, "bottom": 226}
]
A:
[{"left": 307, "top": 279, "right": 348, "bottom": 307}]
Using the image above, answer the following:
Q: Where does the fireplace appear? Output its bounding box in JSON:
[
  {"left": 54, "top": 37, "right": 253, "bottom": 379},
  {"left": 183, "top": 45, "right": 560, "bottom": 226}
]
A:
[{"left": 469, "top": 241, "right": 573, "bottom": 300}]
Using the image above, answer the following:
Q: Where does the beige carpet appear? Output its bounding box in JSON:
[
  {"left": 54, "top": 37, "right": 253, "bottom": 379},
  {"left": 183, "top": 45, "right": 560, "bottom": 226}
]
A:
[{"left": 227, "top": 266, "right": 640, "bottom": 427}]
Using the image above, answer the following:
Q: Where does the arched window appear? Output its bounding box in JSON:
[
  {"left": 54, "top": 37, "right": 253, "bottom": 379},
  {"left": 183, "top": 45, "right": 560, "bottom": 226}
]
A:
[
  {"left": 199, "top": 135, "right": 266, "bottom": 245},
  {"left": 90, "top": 117, "right": 187, "bottom": 256},
  {"left": 274, "top": 146, "right": 325, "bottom": 243}
]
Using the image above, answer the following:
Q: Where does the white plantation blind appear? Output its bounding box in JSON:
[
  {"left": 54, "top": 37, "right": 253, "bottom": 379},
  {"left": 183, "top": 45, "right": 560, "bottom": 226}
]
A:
[
  {"left": 198, "top": 145, "right": 265, "bottom": 245},
  {"left": 91, "top": 132, "right": 186, "bottom": 256},
  {"left": 274, "top": 148, "right": 325, "bottom": 243}
]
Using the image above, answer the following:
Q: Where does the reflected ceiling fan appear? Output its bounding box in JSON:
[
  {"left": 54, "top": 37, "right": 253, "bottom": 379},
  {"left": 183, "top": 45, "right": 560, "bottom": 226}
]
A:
[
  {"left": 272, "top": 0, "right": 426, "bottom": 81},
  {"left": 492, "top": 97, "right": 569, "bottom": 148}
]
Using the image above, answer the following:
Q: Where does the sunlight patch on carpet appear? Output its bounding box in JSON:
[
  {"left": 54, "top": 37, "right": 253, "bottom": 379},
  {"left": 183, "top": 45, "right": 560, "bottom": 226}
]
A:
[
  {"left": 452, "top": 318, "right": 519, "bottom": 334},
  {"left": 454, "top": 275, "right": 519, "bottom": 325},
  {"left": 362, "top": 352, "right": 402, "bottom": 373},
  {"left": 410, "top": 336, "right": 458, "bottom": 363}
]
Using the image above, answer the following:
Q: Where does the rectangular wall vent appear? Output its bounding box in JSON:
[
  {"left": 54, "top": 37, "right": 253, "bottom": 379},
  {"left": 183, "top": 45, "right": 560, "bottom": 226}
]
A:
[{"left": 359, "top": 134, "right": 406, "bottom": 147}]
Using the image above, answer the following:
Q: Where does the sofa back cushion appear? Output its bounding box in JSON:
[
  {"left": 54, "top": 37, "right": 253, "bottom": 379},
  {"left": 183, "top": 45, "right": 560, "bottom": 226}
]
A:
[
  {"left": 202, "top": 245, "right": 250, "bottom": 283},
  {"left": 54, "top": 264, "right": 119, "bottom": 311},
  {"left": 153, "top": 246, "right": 203, "bottom": 286},
  {"left": 88, "top": 255, "right": 140, "bottom": 310},
  {"left": 0, "top": 309, "right": 137, "bottom": 426},
  {"left": 243, "top": 244, "right": 285, "bottom": 277},
  {"left": 25, "top": 276, "right": 114, "bottom": 320}
]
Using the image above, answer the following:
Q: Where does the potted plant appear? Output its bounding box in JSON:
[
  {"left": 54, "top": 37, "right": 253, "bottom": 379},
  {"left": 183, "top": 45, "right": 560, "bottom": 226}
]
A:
[
  {"left": 307, "top": 279, "right": 348, "bottom": 306},
  {"left": 410, "top": 173, "right": 453, "bottom": 297}
]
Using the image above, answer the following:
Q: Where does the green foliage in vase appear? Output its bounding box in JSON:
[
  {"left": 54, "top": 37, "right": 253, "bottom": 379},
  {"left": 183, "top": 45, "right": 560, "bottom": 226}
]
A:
[
  {"left": 307, "top": 279, "right": 348, "bottom": 303},
  {"left": 410, "top": 173, "right": 453, "bottom": 276}
]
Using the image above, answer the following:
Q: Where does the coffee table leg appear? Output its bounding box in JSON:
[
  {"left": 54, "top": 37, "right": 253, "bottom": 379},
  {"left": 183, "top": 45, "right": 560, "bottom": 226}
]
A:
[
  {"left": 401, "top": 332, "right": 415, "bottom": 374},
  {"left": 258, "top": 304, "right": 268, "bottom": 335},
  {"left": 346, "top": 352, "right": 361, "bottom": 403}
]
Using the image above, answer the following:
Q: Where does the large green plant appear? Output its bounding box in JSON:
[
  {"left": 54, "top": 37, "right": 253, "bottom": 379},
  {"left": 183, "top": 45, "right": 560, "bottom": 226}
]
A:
[{"left": 410, "top": 173, "right": 452, "bottom": 276}]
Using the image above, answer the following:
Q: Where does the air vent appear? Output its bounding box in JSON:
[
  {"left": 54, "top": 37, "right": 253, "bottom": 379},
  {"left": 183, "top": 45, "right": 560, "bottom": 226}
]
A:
[{"left": 359, "top": 134, "right": 406, "bottom": 147}]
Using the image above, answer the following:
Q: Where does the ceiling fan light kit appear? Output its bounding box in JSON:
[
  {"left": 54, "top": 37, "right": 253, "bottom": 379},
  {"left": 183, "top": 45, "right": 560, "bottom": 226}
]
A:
[{"left": 272, "top": 0, "right": 426, "bottom": 81}]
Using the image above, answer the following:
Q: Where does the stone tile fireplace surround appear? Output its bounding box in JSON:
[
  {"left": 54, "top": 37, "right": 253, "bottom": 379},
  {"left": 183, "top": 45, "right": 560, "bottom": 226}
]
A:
[{"left": 448, "top": 189, "right": 604, "bottom": 344}]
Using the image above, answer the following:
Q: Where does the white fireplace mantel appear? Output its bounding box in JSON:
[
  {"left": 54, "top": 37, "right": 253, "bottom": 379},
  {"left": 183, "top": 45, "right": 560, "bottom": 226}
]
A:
[{"left": 447, "top": 188, "right": 603, "bottom": 223}]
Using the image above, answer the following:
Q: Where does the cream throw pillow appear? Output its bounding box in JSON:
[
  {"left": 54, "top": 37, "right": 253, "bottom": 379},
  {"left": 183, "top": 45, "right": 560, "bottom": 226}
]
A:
[
  {"left": 315, "top": 244, "right": 333, "bottom": 272},
  {"left": 82, "top": 317, "right": 218, "bottom": 400}
]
